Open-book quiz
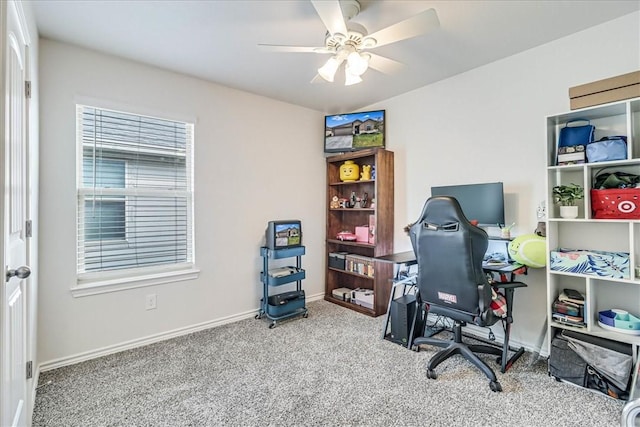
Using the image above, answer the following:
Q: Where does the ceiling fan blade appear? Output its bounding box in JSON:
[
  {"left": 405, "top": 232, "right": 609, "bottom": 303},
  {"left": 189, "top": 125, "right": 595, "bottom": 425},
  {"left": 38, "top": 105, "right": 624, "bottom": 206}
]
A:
[
  {"left": 258, "top": 44, "right": 332, "bottom": 54},
  {"left": 364, "top": 8, "right": 439, "bottom": 48},
  {"left": 367, "top": 53, "right": 405, "bottom": 75},
  {"left": 310, "top": 0, "right": 348, "bottom": 37},
  {"left": 310, "top": 74, "right": 328, "bottom": 84}
]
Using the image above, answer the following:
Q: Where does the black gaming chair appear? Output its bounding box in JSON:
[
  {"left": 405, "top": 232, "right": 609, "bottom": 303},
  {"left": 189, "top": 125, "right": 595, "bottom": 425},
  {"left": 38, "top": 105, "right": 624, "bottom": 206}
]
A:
[{"left": 409, "top": 196, "right": 526, "bottom": 392}]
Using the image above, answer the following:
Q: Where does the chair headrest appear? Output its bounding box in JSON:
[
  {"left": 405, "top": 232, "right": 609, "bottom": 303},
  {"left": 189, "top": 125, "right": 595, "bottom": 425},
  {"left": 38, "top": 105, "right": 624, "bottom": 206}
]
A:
[{"left": 415, "top": 196, "right": 471, "bottom": 227}]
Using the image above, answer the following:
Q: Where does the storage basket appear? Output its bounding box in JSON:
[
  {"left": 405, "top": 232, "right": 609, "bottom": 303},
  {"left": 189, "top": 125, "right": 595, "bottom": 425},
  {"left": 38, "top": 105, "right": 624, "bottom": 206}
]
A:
[{"left": 591, "top": 188, "right": 640, "bottom": 219}]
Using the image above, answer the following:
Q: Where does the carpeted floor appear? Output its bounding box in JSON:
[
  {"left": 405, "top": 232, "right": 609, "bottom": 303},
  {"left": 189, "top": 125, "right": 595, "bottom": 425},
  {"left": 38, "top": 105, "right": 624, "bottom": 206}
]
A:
[{"left": 33, "top": 300, "right": 624, "bottom": 426}]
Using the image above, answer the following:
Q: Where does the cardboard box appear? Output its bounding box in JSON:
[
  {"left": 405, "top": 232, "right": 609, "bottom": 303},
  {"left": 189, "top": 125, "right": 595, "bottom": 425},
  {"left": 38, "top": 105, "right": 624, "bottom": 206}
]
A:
[
  {"left": 550, "top": 248, "right": 630, "bottom": 279},
  {"left": 355, "top": 226, "right": 369, "bottom": 243},
  {"left": 569, "top": 71, "right": 640, "bottom": 110}
]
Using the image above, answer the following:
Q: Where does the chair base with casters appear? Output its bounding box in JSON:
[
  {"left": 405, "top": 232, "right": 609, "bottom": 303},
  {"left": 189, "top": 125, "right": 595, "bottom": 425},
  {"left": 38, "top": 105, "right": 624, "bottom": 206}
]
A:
[
  {"left": 414, "top": 318, "right": 504, "bottom": 392},
  {"left": 413, "top": 280, "right": 527, "bottom": 392}
]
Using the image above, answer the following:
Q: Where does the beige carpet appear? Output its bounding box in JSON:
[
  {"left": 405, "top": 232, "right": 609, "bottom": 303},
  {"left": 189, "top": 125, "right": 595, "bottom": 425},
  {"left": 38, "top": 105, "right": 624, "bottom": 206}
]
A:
[{"left": 33, "top": 300, "right": 624, "bottom": 426}]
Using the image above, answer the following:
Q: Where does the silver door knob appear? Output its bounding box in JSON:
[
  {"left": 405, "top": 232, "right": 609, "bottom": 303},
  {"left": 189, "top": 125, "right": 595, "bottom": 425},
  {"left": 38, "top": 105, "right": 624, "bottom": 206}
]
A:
[{"left": 6, "top": 266, "right": 31, "bottom": 281}]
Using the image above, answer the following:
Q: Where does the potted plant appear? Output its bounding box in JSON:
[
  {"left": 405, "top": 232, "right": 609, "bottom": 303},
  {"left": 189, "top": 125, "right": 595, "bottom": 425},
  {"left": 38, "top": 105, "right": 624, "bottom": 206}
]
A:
[{"left": 553, "top": 183, "right": 584, "bottom": 218}]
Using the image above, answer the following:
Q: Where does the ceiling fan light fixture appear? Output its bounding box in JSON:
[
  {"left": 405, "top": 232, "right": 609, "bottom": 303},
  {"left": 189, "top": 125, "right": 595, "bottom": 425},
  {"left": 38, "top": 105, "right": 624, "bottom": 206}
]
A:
[
  {"left": 361, "top": 37, "right": 377, "bottom": 48},
  {"left": 332, "top": 32, "right": 346, "bottom": 43},
  {"left": 344, "top": 67, "right": 363, "bottom": 86},
  {"left": 318, "top": 56, "right": 341, "bottom": 82},
  {"left": 347, "top": 51, "right": 370, "bottom": 76},
  {"left": 341, "top": 0, "right": 361, "bottom": 22}
]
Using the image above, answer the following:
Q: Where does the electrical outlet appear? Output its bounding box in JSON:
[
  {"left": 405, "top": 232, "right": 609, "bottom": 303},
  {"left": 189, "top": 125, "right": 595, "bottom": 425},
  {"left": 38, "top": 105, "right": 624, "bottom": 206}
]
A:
[{"left": 145, "top": 294, "right": 157, "bottom": 310}]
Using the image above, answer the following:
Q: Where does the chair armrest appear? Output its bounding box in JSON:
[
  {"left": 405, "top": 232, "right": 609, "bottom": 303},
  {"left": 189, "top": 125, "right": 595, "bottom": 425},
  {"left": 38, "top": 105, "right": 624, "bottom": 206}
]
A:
[
  {"left": 492, "top": 281, "right": 526, "bottom": 324},
  {"left": 494, "top": 281, "right": 527, "bottom": 291}
]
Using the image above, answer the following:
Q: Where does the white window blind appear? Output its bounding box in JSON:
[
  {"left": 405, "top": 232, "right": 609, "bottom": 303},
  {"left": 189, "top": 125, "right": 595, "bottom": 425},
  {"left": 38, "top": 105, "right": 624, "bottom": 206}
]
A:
[{"left": 77, "top": 105, "right": 194, "bottom": 275}]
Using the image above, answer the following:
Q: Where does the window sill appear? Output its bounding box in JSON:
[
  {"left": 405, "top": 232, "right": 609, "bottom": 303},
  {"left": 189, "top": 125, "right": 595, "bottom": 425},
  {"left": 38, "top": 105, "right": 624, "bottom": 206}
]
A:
[{"left": 71, "top": 266, "right": 200, "bottom": 297}]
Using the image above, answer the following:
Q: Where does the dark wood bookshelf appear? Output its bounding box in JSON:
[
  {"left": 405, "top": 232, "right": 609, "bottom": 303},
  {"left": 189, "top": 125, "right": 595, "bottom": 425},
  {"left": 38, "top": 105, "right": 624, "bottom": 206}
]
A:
[{"left": 325, "top": 148, "right": 394, "bottom": 317}]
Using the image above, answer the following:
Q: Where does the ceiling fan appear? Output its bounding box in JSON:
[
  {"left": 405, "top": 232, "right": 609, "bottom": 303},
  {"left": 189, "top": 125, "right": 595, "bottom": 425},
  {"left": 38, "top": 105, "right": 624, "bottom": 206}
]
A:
[{"left": 258, "top": 0, "right": 440, "bottom": 85}]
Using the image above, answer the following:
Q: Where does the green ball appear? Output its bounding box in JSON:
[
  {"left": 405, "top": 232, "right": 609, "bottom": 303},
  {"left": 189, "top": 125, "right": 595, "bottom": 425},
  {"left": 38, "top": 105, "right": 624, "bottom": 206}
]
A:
[{"left": 508, "top": 234, "right": 546, "bottom": 268}]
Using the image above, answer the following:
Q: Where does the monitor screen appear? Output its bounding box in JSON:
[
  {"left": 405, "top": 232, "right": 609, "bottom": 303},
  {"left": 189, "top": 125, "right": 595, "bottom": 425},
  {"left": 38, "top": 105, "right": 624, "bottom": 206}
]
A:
[
  {"left": 430, "top": 182, "right": 505, "bottom": 227},
  {"left": 265, "top": 220, "right": 302, "bottom": 249},
  {"left": 324, "top": 110, "right": 385, "bottom": 153}
]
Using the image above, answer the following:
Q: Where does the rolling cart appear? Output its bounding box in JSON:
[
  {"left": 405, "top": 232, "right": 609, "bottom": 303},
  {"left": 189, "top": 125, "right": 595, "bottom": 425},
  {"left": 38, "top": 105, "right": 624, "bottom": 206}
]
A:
[{"left": 256, "top": 246, "right": 308, "bottom": 328}]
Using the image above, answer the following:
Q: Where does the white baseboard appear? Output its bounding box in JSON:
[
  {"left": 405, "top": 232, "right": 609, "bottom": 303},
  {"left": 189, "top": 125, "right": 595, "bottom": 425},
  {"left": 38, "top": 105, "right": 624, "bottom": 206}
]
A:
[
  {"left": 27, "top": 365, "right": 42, "bottom": 427},
  {"left": 39, "top": 292, "right": 325, "bottom": 373}
]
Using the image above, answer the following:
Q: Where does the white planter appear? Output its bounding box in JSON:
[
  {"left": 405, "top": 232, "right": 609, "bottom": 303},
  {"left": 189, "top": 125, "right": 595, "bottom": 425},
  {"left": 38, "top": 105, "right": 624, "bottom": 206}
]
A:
[{"left": 560, "top": 205, "right": 579, "bottom": 219}]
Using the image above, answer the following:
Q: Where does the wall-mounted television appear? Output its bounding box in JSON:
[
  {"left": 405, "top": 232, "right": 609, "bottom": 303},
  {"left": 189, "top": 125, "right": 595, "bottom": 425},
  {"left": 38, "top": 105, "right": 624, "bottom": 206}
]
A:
[
  {"left": 324, "top": 110, "right": 385, "bottom": 153},
  {"left": 265, "top": 220, "right": 302, "bottom": 250},
  {"left": 430, "top": 182, "right": 505, "bottom": 227}
]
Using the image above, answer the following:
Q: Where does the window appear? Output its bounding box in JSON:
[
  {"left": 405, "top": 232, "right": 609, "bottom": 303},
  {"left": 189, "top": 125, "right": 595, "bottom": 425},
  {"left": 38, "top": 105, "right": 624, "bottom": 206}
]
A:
[
  {"left": 77, "top": 105, "right": 195, "bottom": 286},
  {"left": 83, "top": 158, "right": 126, "bottom": 242}
]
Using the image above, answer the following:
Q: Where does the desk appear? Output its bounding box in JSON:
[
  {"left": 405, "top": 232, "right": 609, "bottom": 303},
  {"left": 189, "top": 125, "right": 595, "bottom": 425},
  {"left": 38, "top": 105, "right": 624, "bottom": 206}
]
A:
[
  {"left": 377, "top": 250, "right": 527, "bottom": 373},
  {"left": 377, "top": 251, "right": 425, "bottom": 348},
  {"left": 376, "top": 250, "right": 418, "bottom": 267},
  {"left": 377, "top": 250, "right": 527, "bottom": 280}
]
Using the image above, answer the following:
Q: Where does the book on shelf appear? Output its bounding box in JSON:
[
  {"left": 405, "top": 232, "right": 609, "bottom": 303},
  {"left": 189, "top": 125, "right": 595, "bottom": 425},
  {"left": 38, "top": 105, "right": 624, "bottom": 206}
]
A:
[
  {"left": 556, "top": 145, "right": 586, "bottom": 166},
  {"left": 553, "top": 299, "right": 584, "bottom": 318},
  {"left": 558, "top": 291, "right": 585, "bottom": 306},
  {"left": 552, "top": 312, "right": 586, "bottom": 328},
  {"left": 553, "top": 289, "right": 587, "bottom": 325}
]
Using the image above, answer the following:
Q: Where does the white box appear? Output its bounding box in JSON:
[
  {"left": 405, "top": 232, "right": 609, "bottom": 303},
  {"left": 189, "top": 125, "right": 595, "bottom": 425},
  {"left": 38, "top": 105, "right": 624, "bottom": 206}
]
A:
[
  {"left": 332, "top": 287, "right": 352, "bottom": 302},
  {"left": 352, "top": 288, "right": 374, "bottom": 310}
]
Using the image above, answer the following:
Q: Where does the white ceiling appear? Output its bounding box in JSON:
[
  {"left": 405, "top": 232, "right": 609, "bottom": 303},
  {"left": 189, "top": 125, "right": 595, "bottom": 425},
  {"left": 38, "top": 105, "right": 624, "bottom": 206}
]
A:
[{"left": 32, "top": 0, "right": 640, "bottom": 113}]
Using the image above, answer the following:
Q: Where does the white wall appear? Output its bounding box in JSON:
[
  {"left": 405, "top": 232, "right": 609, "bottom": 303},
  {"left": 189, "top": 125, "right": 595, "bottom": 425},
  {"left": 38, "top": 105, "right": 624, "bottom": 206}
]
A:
[
  {"left": 38, "top": 39, "right": 326, "bottom": 366},
  {"left": 367, "top": 12, "right": 640, "bottom": 352}
]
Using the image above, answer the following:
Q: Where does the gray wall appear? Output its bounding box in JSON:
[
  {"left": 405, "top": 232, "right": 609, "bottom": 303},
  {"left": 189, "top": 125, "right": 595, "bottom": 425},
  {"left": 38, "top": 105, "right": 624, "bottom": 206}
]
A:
[
  {"left": 367, "top": 11, "right": 640, "bottom": 354},
  {"left": 38, "top": 39, "right": 326, "bottom": 366},
  {"left": 37, "top": 10, "right": 640, "bottom": 365}
]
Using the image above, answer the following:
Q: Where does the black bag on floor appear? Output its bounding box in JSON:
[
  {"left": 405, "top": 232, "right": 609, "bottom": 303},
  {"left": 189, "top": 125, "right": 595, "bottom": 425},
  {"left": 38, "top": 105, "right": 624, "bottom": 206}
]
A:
[
  {"left": 549, "top": 330, "right": 632, "bottom": 400},
  {"left": 585, "top": 364, "right": 628, "bottom": 400}
]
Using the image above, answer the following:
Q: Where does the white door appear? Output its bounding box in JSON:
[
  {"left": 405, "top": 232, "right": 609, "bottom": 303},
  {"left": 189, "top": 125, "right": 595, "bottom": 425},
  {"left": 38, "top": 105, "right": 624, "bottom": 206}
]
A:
[{"left": 1, "top": 1, "right": 29, "bottom": 426}]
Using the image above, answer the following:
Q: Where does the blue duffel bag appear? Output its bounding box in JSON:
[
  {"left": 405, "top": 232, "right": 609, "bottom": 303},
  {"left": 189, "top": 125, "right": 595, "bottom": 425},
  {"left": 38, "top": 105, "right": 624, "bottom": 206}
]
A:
[{"left": 586, "top": 136, "right": 627, "bottom": 163}]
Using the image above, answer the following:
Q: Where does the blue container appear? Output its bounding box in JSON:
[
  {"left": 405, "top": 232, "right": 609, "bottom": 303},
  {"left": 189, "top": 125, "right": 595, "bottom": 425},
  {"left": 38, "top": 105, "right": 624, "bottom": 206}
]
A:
[{"left": 266, "top": 297, "right": 305, "bottom": 317}]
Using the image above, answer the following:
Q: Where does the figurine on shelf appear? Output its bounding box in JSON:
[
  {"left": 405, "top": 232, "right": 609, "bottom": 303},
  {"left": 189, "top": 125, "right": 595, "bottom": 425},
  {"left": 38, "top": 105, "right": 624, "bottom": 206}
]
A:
[
  {"left": 361, "top": 192, "right": 369, "bottom": 208},
  {"left": 350, "top": 191, "right": 357, "bottom": 208},
  {"left": 370, "top": 197, "right": 376, "bottom": 209},
  {"left": 330, "top": 196, "right": 340, "bottom": 209},
  {"left": 371, "top": 165, "right": 376, "bottom": 180},
  {"left": 360, "top": 165, "right": 372, "bottom": 181},
  {"left": 336, "top": 231, "right": 357, "bottom": 241},
  {"left": 339, "top": 160, "right": 360, "bottom": 182}
]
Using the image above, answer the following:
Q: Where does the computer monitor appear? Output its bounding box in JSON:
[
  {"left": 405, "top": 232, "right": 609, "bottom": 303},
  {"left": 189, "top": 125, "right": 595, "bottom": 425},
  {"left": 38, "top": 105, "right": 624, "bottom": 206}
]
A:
[{"left": 430, "top": 182, "right": 505, "bottom": 227}]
